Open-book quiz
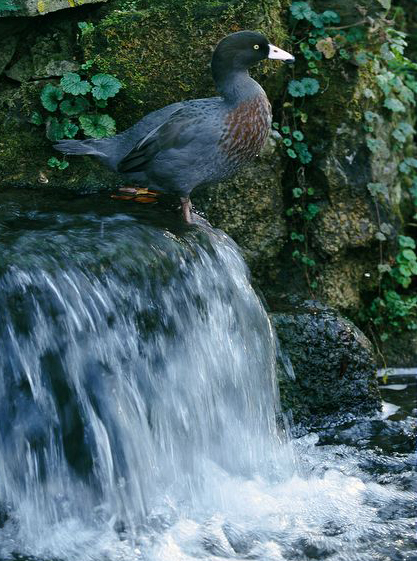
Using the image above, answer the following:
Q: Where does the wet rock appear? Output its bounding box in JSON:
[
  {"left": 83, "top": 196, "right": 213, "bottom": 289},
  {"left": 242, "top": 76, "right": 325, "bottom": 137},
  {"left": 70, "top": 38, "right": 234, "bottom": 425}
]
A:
[
  {"left": 194, "top": 141, "right": 287, "bottom": 289},
  {"left": 0, "top": 35, "right": 18, "bottom": 75},
  {"left": 0, "top": 0, "right": 107, "bottom": 18},
  {"left": 5, "top": 53, "right": 34, "bottom": 81},
  {"left": 270, "top": 299, "right": 381, "bottom": 427}
]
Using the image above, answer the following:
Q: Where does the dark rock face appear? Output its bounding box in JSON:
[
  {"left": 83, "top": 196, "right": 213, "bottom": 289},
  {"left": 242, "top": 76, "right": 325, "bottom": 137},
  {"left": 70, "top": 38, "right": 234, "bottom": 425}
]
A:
[{"left": 271, "top": 300, "right": 381, "bottom": 427}]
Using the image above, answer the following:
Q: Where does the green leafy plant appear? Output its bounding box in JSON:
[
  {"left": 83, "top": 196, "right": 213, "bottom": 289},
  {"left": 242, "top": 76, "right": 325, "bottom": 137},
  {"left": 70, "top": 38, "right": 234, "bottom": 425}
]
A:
[
  {"left": 32, "top": 50, "right": 122, "bottom": 169},
  {"left": 284, "top": 1, "right": 416, "bottom": 340}
]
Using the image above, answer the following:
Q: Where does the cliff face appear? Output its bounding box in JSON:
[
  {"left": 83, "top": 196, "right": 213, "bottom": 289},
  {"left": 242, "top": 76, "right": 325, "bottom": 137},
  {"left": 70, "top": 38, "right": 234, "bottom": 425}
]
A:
[{"left": 0, "top": 0, "right": 415, "bottom": 365}]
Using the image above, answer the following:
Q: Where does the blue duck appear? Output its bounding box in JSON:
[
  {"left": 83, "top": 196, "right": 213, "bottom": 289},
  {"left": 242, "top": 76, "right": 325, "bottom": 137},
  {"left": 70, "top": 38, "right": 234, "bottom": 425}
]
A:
[{"left": 54, "top": 31, "right": 294, "bottom": 222}]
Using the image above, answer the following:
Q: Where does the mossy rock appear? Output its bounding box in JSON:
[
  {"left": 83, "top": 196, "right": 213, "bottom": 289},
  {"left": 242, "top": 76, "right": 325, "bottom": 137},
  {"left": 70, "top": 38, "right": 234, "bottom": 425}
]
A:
[{"left": 82, "top": 0, "right": 290, "bottom": 129}]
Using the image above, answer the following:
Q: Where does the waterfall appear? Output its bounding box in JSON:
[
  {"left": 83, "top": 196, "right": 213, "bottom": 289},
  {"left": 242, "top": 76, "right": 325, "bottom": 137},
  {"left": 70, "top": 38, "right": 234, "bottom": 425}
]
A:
[
  {"left": 1, "top": 196, "right": 412, "bottom": 561},
  {"left": 0, "top": 202, "right": 292, "bottom": 559}
]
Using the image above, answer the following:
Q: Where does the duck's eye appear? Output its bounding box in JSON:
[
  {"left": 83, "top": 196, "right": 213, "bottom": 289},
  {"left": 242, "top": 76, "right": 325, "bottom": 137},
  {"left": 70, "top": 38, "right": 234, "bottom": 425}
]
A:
[{"left": 253, "top": 44, "right": 260, "bottom": 50}]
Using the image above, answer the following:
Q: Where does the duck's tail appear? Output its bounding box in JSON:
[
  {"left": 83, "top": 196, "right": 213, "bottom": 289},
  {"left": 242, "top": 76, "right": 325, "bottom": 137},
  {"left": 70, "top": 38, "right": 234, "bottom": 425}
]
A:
[{"left": 53, "top": 139, "right": 107, "bottom": 157}]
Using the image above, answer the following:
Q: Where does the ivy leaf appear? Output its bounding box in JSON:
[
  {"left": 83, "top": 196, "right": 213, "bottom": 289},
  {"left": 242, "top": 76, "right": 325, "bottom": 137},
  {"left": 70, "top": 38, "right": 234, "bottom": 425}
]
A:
[
  {"left": 79, "top": 114, "right": 116, "bottom": 138},
  {"left": 294, "top": 141, "right": 312, "bottom": 164},
  {"left": 392, "top": 129, "right": 406, "bottom": 143},
  {"left": 306, "top": 203, "right": 320, "bottom": 218},
  {"left": 380, "top": 223, "right": 392, "bottom": 235},
  {"left": 292, "top": 130, "right": 304, "bottom": 141},
  {"left": 399, "top": 235, "right": 416, "bottom": 249},
  {"left": 310, "top": 13, "right": 324, "bottom": 28},
  {"left": 46, "top": 117, "right": 65, "bottom": 142},
  {"left": 60, "top": 73, "right": 91, "bottom": 96},
  {"left": 301, "top": 78, "right": 320, "bottom": 95},
  {"left": 30, "top": 111, "right": 44, "bottom": 125},
  {"left": 367, "top": 182, "right": 388, "bottom": 198},
  {"left": 384, "top": 97, "right": 406, "bottom": 112},
  {"left": 397, "top": 122, "right": 415, "bottom": 136},
  {"left": 41, "top": 84, "right": 64, "bottom": 112},
  {"left": 364, "top": 111, "right": 379, "bottom": 122},
  {"left": 62, "top": 119, "right": 79, "bottom": 139},
  {"left": 292, "top": 187, "right": 303, "bottom": 198},
  {"left": 404, "top": 157, "right": 417, "bottom": 168},
  {"left": 60, "top": 97, "right": 90, "bottom": 116},
  {"left": 402, "top": 249, "right": 416, "bottom": 261},
  {"left": 288, "top": 80, "right": 306, "bottom": 97},
  {"left": 48, "top": 157, "right": 69, "bottom": 170},
  {"left": 321, "top": 10, "right": 340, "bottom": 24},
  {"left": 283, "top": 138, "right": 292, "bottom": 146},
  {"left": 287, "top": 149, "right": 297, "bottom": 159},
  {"left": 91, "top": 74, "right": 122, "bottom": 100},
  {"left": 375, "top": 232, "right": 387, "bottom": 241},
  {"left": 290, "top": 2, "right": 312, "bottom": 20},
  {"left": 282, "top": 126, "right": 291, "bottom": 134},
  {"left": 366, "top": 138, "right": 383, "bottom": 153}
]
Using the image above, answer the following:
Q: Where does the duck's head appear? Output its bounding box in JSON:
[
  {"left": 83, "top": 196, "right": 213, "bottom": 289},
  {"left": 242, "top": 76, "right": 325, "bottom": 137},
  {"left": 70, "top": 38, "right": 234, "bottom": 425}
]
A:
[{"left": 211, "top": 30, "right": 295, "bottom": 75}]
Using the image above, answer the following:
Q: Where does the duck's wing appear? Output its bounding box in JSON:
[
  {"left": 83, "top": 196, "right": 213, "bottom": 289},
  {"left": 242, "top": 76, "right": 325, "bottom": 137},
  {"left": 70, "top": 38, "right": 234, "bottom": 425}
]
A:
[{"left": 117, "top": 106, "right": 208, "bottom": 174}]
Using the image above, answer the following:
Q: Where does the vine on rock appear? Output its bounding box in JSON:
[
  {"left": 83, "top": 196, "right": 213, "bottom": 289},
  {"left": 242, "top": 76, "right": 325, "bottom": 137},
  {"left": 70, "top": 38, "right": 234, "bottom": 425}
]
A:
[{"left": 282, "top": 2, "right": 416, "bottom": 344}]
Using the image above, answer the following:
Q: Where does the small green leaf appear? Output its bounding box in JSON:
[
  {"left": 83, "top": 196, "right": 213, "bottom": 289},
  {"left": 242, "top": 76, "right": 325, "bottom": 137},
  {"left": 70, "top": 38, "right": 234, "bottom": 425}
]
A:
[
  {"left": 321, "top": 10, "right": 340, "bottom": 24},
  {"left": 292, "top": 130, "right": 304, "bottom": 141},
  {"left": 288, "top": 80, "right": 306, "bottom": 98},
  {"left": 392, "top": 129, "right": 406, "bottom": 143},
  {"left": 79, "top": 114, "right": 116, "bottom": 138},
  {"left": 283, "top": 138, "right": 292, "bottom": 146},
  {"left": 399, "top": 235, "right": 416, "bottom": 249},
  {"left": 60, "top": 97, "right": 90, "bottom": 116},
  {"left": 364, "top": 111, "right": 379, "bottom": 122},
  {"left": 375, "top": 232, "right": 387, "bottom": 241},
  {"left": 60, "top": 73, "right": 91, "bottom": 96},
  {"left": 287, "top": 149, "right": 297, "bottom": 159},
  {"left": 46, "top": 117, "right": 66, "bottom": 142},
  {"left": 384, "top": 97, "right": 406, "bottom": 112},
  {"left": 402, "top": 249, "right": 416, "bottom": 261},
  {"left": 41, "top": 84, "right": 64, "bottom": 112},
  {"left": 301, "top": 77, "right": 320, "bottom": 95},
  {"left": 282, "top": 126, "right": 291, "bottom": 134},
  {"left": 30, "top": 111, "right": 44, "bottom": 125},
  {"left": 62, "top": 119, "right": 79, "bottom": 139},
  {"left": 290, "top": 2, "right": 312, "bottom": 20},
  {"left": 91, "top": 73, "right": 122, "bottom": 100},
  {"left": 292, "top": 187, "right": 303, "bottom": 198},
  {"left": 294, "top": 141, "right": 312, "bottom": 164}
]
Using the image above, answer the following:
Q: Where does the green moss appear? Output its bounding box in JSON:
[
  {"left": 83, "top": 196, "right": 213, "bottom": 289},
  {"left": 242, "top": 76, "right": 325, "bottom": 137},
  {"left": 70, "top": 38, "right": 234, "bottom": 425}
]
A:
[{"left": 82, "top": 0, "right": 289, "bottom": 129}]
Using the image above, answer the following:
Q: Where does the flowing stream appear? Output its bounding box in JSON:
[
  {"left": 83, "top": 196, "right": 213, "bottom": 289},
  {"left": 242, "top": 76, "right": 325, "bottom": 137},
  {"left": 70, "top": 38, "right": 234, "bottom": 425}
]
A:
[{"left": 0, "top": 191, "right": 415, "bottom": 561}]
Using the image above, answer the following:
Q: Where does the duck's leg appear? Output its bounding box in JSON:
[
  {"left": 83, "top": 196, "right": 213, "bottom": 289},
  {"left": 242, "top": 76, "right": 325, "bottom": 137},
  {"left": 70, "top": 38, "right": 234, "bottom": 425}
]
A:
[{"left": 180, "top": 197, "right": 193, "bottom": 224}]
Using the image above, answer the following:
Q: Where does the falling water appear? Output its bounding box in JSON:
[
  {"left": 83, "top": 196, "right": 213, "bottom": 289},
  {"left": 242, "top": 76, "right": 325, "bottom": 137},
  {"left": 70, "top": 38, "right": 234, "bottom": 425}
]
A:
[{"left": 0, "top": 193, "right": 415, "bottom": 561}]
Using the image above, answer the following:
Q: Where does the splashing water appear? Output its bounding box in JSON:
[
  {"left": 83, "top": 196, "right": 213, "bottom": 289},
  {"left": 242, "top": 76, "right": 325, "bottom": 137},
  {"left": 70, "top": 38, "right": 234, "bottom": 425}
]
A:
[{"left": 0, "top": 194, "right": 415, "bottom": 561}]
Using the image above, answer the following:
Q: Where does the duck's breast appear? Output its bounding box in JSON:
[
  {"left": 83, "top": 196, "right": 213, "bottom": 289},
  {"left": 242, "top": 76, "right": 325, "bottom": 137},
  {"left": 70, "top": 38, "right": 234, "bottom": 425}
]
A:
[{"left": 220, "top": 94, "right": 272, "bottom": 168}]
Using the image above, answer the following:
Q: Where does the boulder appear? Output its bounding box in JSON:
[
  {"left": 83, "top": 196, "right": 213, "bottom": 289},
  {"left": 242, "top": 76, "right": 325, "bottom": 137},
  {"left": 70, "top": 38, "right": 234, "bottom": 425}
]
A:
[{"left": 271, "top": 300, "right": 381, "bottom": 427}]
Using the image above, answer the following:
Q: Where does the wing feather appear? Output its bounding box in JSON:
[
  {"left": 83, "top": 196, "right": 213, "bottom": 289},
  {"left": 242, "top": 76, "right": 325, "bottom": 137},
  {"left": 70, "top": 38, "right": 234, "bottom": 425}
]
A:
[{"left": 117, "top": 108, "right": 199, "bottom": 174}]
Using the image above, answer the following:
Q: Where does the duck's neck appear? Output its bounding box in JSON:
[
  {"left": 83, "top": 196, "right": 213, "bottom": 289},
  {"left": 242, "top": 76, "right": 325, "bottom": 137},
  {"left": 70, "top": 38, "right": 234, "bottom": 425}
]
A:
[{"left": 212, "top": 66, "right": 265, "bottom": 105}]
